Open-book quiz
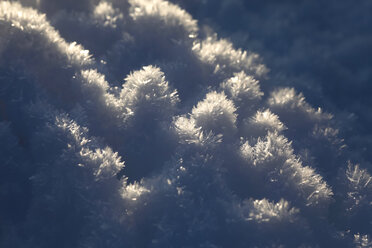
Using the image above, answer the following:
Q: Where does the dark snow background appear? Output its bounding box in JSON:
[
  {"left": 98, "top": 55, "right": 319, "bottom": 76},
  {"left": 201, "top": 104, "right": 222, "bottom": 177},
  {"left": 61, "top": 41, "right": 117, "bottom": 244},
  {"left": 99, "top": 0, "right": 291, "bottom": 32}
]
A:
[{"left": 0, "top": 0, "right": 371, "bottom": 247}]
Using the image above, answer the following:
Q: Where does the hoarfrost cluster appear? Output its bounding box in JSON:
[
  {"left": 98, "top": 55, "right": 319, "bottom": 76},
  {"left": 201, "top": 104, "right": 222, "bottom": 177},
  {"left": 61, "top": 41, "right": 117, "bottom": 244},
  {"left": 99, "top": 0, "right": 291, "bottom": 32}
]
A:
[{"left": 0, "top": 0, "right": 371, "bottom": 247}]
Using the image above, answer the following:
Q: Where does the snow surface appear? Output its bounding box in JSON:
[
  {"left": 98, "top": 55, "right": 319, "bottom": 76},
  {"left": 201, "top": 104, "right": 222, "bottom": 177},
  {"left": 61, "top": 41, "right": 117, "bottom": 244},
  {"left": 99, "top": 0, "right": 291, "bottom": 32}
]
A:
[{"left": 0, "top": 0, "right": 371, "bottom": 247}]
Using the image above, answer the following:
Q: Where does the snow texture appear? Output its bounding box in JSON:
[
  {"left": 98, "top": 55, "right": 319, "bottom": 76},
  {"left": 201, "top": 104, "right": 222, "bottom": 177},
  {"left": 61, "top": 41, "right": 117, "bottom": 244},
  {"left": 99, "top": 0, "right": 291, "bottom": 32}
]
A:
[{"left": 0, "top": 0, "right": 371, "bottom": 247}]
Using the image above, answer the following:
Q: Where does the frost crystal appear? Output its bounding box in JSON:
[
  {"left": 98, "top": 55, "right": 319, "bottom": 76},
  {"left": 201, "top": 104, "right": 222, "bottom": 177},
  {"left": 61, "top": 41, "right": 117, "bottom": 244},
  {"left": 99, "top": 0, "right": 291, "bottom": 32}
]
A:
[
  {"left": 193, "top": 36, "right": 268, "bottom": 77},
  {"left": 121, "top": 65, "right": 179, "bottom": 120},
  {"left": 244, "top": 198, "right": 299, "bottom": 223},
  {"left": 191, "top": 91, "right": 237, "bottom": 135}
]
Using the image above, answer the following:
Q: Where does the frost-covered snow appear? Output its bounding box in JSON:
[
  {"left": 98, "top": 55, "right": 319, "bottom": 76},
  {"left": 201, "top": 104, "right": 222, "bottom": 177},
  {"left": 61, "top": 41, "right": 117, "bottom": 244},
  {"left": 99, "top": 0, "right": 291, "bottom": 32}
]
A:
[{"left": 0, "top": 1, "right": 371, "bottom": 247}]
